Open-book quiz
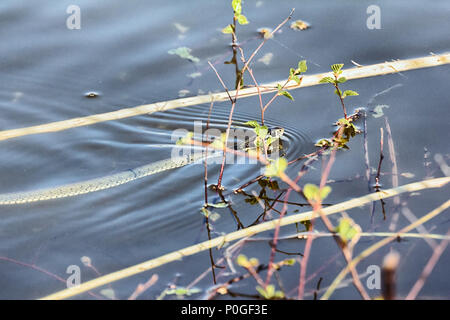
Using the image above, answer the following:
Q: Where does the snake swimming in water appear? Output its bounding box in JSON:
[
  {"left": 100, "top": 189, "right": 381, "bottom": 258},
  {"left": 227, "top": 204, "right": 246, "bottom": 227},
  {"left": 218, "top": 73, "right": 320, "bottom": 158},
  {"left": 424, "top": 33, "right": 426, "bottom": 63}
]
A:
[{"left": 0, "top": 128, "right": 284, "bottom": 205}]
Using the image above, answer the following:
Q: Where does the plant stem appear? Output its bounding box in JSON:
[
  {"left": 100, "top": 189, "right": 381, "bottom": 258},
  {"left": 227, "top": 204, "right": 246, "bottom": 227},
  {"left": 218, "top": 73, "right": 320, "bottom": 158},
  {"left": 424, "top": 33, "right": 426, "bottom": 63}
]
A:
[
  {"left": 322, "top": 199, "right": 450, "bottom": 300},
  {"left": 405, "top": 229, "right": 450, "bottom": 300},
  {"left": 216, "top": 9, "right": 294, "bottom": 189},
  {"left": 333, "top": 77, "right": 348, "bottom": 119}
]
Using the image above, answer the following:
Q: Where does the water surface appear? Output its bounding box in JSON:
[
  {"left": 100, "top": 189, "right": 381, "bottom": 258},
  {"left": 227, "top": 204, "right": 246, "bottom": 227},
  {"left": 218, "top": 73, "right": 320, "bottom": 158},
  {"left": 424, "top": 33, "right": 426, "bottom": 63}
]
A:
[{"left": 0, "top": 0, "right": 449, "bottom": 299}]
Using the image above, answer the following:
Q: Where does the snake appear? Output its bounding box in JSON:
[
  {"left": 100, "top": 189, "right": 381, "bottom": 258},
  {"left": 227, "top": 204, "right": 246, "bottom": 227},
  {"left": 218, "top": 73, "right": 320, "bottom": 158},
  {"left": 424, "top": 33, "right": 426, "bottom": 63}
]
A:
[{"left": 0, "top": 128, "right": 284, "bottom": 205}]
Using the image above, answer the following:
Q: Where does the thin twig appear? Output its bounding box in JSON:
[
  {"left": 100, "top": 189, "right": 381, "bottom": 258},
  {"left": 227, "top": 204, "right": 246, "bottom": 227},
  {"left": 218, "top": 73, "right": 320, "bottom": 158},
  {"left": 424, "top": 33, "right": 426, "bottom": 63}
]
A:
[
  {"left": 405, "top": 229, "right": 450, "bottom": 300},
  {"left": 39, "top": 177, "right": 450, "bottom": 300},
  {"left": 385, "top": 117, "right": 400, "bottom": 231},
  {"left": 322, "top": 199, "right": 450, "bottom": 300},
  {"left": 215, "top": 9, "right": 294, "bottom": 189},
  {"left": 372, "top": 127, "right": 386, "bottom": 221},
  {"left": 127, "top": 274, "right": 158, "bottom": 300}
]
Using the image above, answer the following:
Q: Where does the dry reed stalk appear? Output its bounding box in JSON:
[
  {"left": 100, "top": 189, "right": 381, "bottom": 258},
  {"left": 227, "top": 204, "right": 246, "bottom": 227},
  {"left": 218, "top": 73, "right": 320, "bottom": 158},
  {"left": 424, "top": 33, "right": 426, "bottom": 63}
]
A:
[
  {"left": 1, "top": 54, "right": 448, "bottom": 142},
  {"left": 40, "top": 177, "right": 449, "bottom": 300}
]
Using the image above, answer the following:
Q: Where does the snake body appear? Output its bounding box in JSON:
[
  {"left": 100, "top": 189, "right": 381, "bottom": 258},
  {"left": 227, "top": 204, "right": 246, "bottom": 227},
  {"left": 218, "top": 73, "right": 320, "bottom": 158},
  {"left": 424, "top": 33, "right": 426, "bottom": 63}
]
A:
[
  {"left": 0, "top": 128, "right": 284, "bottom": 205},
  {"left": 0, "top": 153, "right": 207, "bottom": 205}
]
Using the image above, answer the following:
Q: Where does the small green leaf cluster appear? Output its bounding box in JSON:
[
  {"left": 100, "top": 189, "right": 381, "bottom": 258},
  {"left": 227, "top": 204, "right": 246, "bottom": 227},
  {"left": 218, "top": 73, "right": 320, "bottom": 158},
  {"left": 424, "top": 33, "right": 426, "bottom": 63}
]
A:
[
  {"left": 332, "top": 117, "right": 359, "bottom": 149},
  {"left": 315, "top": 136, "right": 351, "bottom": 150},
  {"left": 319, "top": 64, "right": 359, "bottom": 100},
  {"left": 244, "top": 120, "right": 280, "bottom": 150},
  {"left": 315, "top": 138, "right": 334, "bottom": 148},
  {"left": 222, "top": 0, "right": 249, "bottom": 34},
  {"left": 337, "top": 118, "right": 358, "bottom": 139},
  {"left": 289, "top": 60, "right": 307, "bottom": 85},
  {"left": 315, "top": 115, "right": 360, "bottom": 150},
  {"left": 277, "top": 84, "right": 294, "bottom": 101},
  {"left": 277, "top": 60, "right": 308, "bottom": 101}
]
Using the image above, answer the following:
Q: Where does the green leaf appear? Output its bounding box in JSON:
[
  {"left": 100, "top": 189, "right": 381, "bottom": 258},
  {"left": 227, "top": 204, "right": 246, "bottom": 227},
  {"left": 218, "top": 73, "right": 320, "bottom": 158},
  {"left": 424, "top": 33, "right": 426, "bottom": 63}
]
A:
[
  {"left": 256, "top": 285, "right": 283, "bottom": 299},
  {"left": 249, "top": 257, "right": 259, "bottom": 267},
  {"left": 337, "top": 118, "right": 351, "bottom": 126},
  {"left": 303, "top": 184, "right": 332, "bottom": 201},
  {"left": 266, "top": 285, "right": 275, "bottom": 298},
  {"left": 237, "top": 14, "right": 249, "bottom": 25},
  {"left": 319, "top": 186, "right": 332, "bottom": 200},
  {"left": 297, "top": 60, "right": 307, "bottom": 73},
  {"left": 277, "top": 83, "right": 294, "bottom": 100},
  {"left": 303, "top": 184, "right": 319, "bottom": 201},
  {"left": 315, "top": 139, "right": 333, "bottom": 148},
  {"left": 264, "top": 158, "right": 288, "bottom": 177},
  {"left": 175, "top": 288, "right": 188, "bottom": 296},
  {"left": 279, "top": 90, "right": 294, "bottom": 101},
  {"left": 256, "top": 286, "right": 267, "bottom": 299},
  {"left": 232, "top": 0, "right": 242, "bottom": 15},
  {"left": 342, "top": 90, "right": 359, "bottom": 99},
  {"left": 244, "top": 120, "right": 259, "bottom": 128},
  {"left": 292, "top": 75, "right": 301, "bottom": 85},
  {"left": 289, "top": 68, "right": 295, "bottom": 77},
  {"left": 256, "top": 285, "right": 273, "bottom": 299},
  {"left": 166, "top": 287, "right": 201, "bottom": 297},
  {"left": 337, "top": 77, "right": 347, "bottom": 83},
  {"left": 335, "top": 218, "right": 360, "bottom": 243},
  {"left": 334, "top": 88, "right": 342, "bottom": 97},
  {"left": 284, "top": 258, "right": 296, "bottom": 266},
  {"left": 222, "top": 24, "right": 233, "bottom": 34},
  {"left": 331, "top": 63, "right": 344, "bottom": 74},
  {"left": 237, "top": 254, "right": 249, "bottom": 267},
  {"left": 319, "top": 76, "right": 335, "bottom": 84},
  {"left": 187, "top": 288, "right": 202, "bottom": 295}
]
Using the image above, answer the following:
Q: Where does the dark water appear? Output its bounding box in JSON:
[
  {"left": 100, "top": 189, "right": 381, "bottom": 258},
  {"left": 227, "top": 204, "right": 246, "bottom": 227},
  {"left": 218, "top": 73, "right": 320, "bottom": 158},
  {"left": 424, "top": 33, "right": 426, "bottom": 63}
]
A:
[{"left": 0, "top": 0, "right": 449, "bottom": 299}]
